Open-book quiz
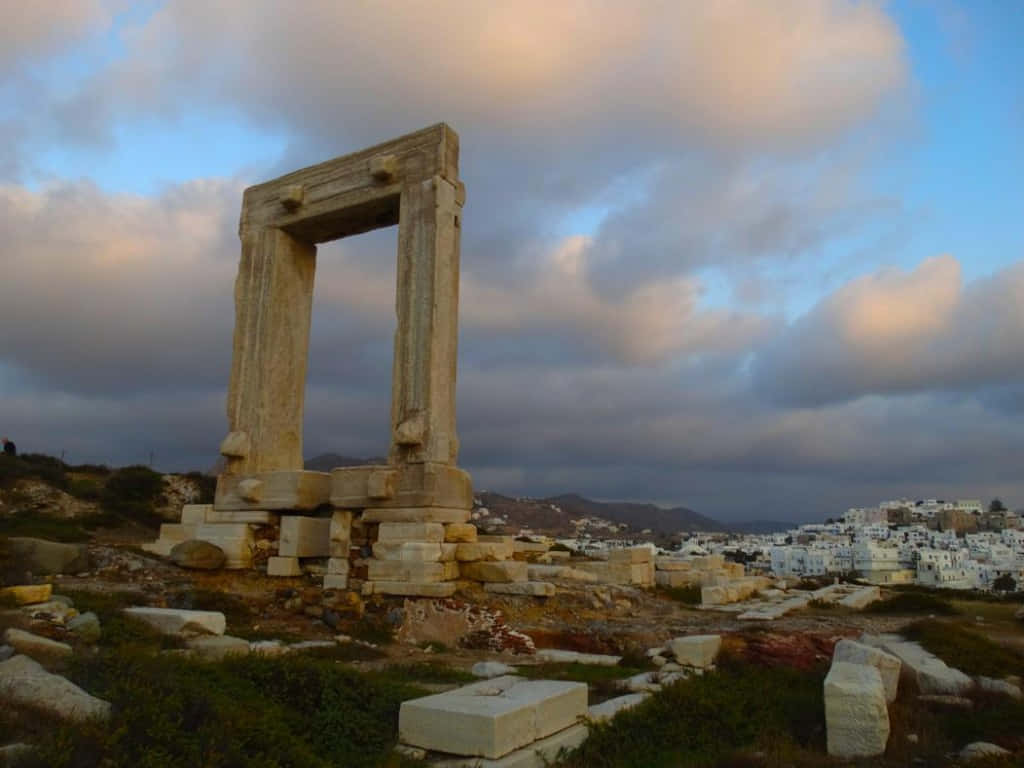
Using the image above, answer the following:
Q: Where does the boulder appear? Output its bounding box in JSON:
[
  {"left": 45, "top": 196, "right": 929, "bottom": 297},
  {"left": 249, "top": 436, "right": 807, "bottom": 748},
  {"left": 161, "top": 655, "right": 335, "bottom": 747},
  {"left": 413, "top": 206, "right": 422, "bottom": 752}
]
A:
[
  {"left": 0, "top": 655, "right": 111, "bottom": 722},
  {"left": 472, "top": 661, "right": 517, "bottom": 679},
  {"left": 976, "top": 676, "right": 1022, "bottom": 699},
  {"left": 0, "top": 584, "right": 52, "bottom": 606},
  {"left": 832, "top": 638, "right": 901, "bottom": 703},
  {"left": 535, "top": 649, "right": 621, "bottom": 666},
  {"left": 66, "top": 612, "right": 102, "bottom": 644},
  {"left": 6, "top": 538, "right": 89, "bottom": 575},
  {"left": 170, "top": 539, "right": 226, "bottom": 570},
  {"left": 3, "top": 628, "right": 72, "bottom": 658},
  {"left": 669, "top": 634, "right": 721, "bottom": 668},
  {"left": 824, "top": 661, "right": 890, "bottom": 759},
  {"left": 959, "top": 742, "right": 1010, "bottom": 761},
  {"left": 123, "top": 606, "right": 225, "bottom": 636}
]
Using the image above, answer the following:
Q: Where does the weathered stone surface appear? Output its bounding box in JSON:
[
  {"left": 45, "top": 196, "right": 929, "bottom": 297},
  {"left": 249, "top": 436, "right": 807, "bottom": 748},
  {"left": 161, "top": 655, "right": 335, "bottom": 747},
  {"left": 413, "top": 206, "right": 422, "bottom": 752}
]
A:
[
  {"left": 837, "top": 586, "right": 880, "bottom": 609},
  {"left": 824, "top": 662, "right": 890, "bottom": 759},
  {"left": 323, "top": 573, "right": 348, "bottom": 590},
  {"left": 279, "top": 515, "right": 331, "bottom": 558},
  {"left": 0, "top": 655, "right": 111, "bottom": 722},
  {"left": 367, "top": 560, "right": 457, "bottom": 582},
  {"left": 0, "top": 584, "right": 52, "bottom": 606},
  {"left": 377, "top": 522, "right": 446, "bottom": 543},
  {"left": 192, "top": 522, "right": 255, "bottom": 568},
  {"left": 833, "top": 638, "right": 901, "bottom": 703},
  {"left": 959, "top": 742, "right": 1010, "bottom": 761},
  {"left": 472, "top": 661, "right": 517, "bottom": 678},
  {"left": 655, "top": 570, "right": 698, "bottom": 588},
  {"left": 216, "top": 471, "right": 330, "bottom": 511},
  {"left": 445, "top": 523, "right": 478, "bottom": 543},
  {"left": 362, "top": 507, "right": 471, "bottom": 524},
  {"left": 170, "top": 539, "right": 227, "bottom": 570},
  {"left": 370, "top": 581, "right": 456, "bottom": 597},
  {"left": 267, "top": 556, "right": 302, "bottom": 576},
  {"left": 123, "top": 607, "right": 225, "bottom": 636},
  {"left": 918, "top": 694, "right": 974, "bottom": 709},
  {"left": 6, "top": 538, "right": 89, "bottom": 575},
  {"left": 186, "top": 635, "right": 251, "bottom": 660},
  {"left": 205, "top": 509, "right": 278, "bottom": 524},
  {"left": 878, "top": 638, "right": 973, "bottom": 695},
  {"left": 3, "top": 628, "right": 72, "bottom": 658},
  {"left": 329, "top": 509, "right": 353, "bottom": 557},
  {"left": 587, "top": 693, "right": 649, "bottom": 723},
  {"left": 669, "top": 635, "right": 721, "bottom": 669},
  {"left": 399, "top": 675, "right": 587, "bottom": 759},
  {"left": 180, "top": 504, "right": 211, "bottom": 524},
  {"left": 66, "top": 611, "right": 102, "bottom": 644},
  {"left": 535, "top": 649, "right": 620, "bottom": 666},
  {"left": 654, "top": 557, "right": 692, "bottom": 571},
  {"left": 526, "top": 564, "right": 597, "bottom": 582},
  {"left": 326, "top": 557, "right": 349, "bottom": 574},
  {"left": 976, "top": 675, "right": 1022, "bottom": 699},
  {"left": 331, "top": 463, "right": 472, "bottom": 510},
  {"left": 461, "top": 561, "right": 528, "bottom": 583},
  {"left": 484, "top": 582, "right": 554, "bottom": 597},
  {"left": 457, "top": 542, "right": 514, "bottom": 562},
  {"left": 372, "top": 541, "right": 444, "bottom": 561},
  {"left": 607, "top": 547, "right": 652, "bottom": 564}
]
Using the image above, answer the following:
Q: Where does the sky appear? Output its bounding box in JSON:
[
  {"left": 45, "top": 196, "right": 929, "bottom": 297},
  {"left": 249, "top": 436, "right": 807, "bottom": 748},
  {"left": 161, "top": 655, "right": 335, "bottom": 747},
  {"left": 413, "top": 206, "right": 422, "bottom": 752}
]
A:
[{"left": 1, "top": 1, "right": 1023, "bottom": 523}]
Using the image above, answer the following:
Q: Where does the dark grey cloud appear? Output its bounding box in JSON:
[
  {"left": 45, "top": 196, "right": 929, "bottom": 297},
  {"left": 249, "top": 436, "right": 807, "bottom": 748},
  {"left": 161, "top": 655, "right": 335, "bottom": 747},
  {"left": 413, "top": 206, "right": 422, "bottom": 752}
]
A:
[{"left": 752, "top": 256, "right": 1024, "bottom": 406}]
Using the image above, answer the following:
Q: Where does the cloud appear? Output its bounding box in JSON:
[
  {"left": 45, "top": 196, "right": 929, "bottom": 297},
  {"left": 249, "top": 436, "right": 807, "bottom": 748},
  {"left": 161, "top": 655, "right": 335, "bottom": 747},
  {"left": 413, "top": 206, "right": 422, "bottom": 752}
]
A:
[
  {"left": 753, "top": 255, "right": 1024, "bottom": 405},
  {"left": 0, "top": 1, "right": 116, "bottom": 76},
  {"left": 0, "top": 179, "right": 241, "bottom": 394}
]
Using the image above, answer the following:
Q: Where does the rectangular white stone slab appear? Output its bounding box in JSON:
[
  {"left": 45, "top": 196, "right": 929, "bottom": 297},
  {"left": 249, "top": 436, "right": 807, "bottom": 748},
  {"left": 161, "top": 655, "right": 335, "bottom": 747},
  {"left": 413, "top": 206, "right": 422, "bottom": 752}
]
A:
[
  {"left": 180, "top": 504, "right": 211, "bottom": 524},
  {"left": 267, "top": 556, "right": 302, "bottom": 577},
  {"left": 400, "top": 676, "right": 587, "bottom": 759},
  {"left": 824, "top": 661, "right": 890, "bottom": 759},
  {"left": 427, "top": 723, "right": 590, "bottom": 767},
  {"left": 123, "top": 607, "right": 225, "bottom": 636},
  {"left": 669, "top": 635, "right": 721, "bottom": 668},
  {"left": 833, "top": 638, "right": 901, "bottom": 703},
  {"left": 372, "top": 541, "right": 444, "bottom": 561},
  {"left": 279, "top": 516, "right": 331, "bottom": 558},
  {"left": 377, "top": 522, "right": 446, "bottom": 543},
  {"left": 587, "top": 693, "right": 650, "bottom": 723}
]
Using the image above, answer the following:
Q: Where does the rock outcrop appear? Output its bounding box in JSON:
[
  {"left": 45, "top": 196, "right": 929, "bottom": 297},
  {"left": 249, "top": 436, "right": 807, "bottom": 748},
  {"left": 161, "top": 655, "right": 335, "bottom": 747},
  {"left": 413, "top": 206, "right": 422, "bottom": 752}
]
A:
[{"left": 0, "top": 655, "right": 111, "bottom": 722}]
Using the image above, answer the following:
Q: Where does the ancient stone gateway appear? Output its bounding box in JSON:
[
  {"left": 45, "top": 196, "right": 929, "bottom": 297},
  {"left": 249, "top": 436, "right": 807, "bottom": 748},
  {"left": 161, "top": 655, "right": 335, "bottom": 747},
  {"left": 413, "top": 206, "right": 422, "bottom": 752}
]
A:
[
  {"left": 147, "top": 124, "right": 529, "bottom": 594},
  {"left": 216, "top": 122, "right": 468, "bottom": 511}
]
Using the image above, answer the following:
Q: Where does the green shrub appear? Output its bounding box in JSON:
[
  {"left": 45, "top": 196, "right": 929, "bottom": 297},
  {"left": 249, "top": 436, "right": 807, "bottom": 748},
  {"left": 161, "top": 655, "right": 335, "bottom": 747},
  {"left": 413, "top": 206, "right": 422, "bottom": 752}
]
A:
[
  {"left": 903, "top": 619, "right": 1024, "bottom": 678},
  {"left": 100, "top": 465, "right": 166, "bottom": 527},
  {"left": 67, "top": 476, "right": 103, "bottom": 501},
  {"left": 866, "top": 592, "right": 960, "bottom": 615},
  {"left": 0, "top": 513, "right": 93, "bottom": 542},
  {"left": 20, "top": 652, "right": 428, "bottom": 768},
  {"left": 0, "top": 453, "right": 69, "bottom": 491},
  {"left": 561, "top": 658, "right": 826, "bottom": 767}
]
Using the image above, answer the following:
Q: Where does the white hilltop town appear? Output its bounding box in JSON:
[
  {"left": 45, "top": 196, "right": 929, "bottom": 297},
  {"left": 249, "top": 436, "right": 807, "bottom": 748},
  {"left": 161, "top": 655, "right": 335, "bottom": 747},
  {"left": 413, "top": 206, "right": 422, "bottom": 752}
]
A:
[{"left": 502, "top": 496, "right": 1024, "bottom": 597}]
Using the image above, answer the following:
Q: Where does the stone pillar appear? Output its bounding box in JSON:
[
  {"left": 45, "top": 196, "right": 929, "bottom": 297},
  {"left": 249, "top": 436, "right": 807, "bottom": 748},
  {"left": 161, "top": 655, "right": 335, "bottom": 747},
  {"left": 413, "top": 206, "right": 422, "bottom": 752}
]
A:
[
  {"left": 223, "top": 227, "right": 316, "bottom": 475},
  {"left": 389, "top": 174, "right": 464, "bottom": 466}
]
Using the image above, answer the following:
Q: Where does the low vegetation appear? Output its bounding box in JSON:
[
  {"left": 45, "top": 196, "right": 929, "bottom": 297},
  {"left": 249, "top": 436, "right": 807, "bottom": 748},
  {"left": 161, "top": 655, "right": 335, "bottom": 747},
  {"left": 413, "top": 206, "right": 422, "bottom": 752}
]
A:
[
  {"left": 903, "top": 619, "right": 1024, "bottom": 679},
  {"left": 866, "top": 592, "right": 960, "bottom": 615},
  {"left": 12, "top": 653, "right": 428, "bottom": 768},
  {"left": 560, "top": 657, "right": 827, "bottom": 767}
]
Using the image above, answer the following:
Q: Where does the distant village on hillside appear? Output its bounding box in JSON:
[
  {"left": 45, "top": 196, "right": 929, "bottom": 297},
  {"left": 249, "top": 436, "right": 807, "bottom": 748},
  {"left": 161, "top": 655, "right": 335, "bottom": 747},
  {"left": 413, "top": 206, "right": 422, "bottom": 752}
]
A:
[{"left": 481, "top": 496, "right": 1024, "bottom": 593}]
